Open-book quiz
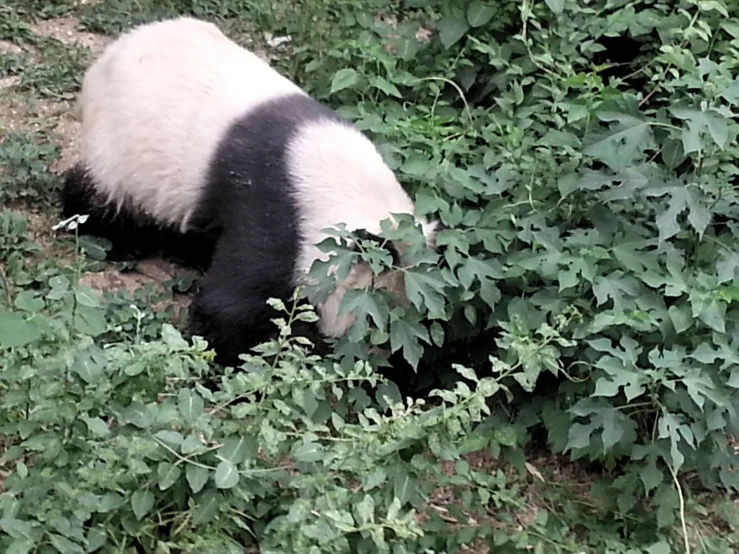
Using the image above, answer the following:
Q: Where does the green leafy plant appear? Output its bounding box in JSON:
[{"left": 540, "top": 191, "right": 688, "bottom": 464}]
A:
[{"left": 2, "top": 0, "right": 738, "bottom": 552}]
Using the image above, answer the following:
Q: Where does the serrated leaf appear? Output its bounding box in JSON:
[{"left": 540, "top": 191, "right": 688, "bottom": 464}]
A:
[
  {"left": 670, "top": 107, "right": 729, "bottom": 153},
  {"left": 215, "top": 460, "right": 239, "bottom": 489},
  {"left": 338, "top": 289, "right": 387, "bottom": 329},
  {"left": 355, "top": 494, "right": 375, "bottom": 526},
  {"left": 584, "top": 110, "right": 653, "bottom": 170},
  {"left": 131, "top": 490, "right": 154, "bottom": 520},
  {"left": 390, "top": 318, "right": 429, "bottom": 369},
  {"left": 404, "top": 270, "right": 446, "bottom": 318}
]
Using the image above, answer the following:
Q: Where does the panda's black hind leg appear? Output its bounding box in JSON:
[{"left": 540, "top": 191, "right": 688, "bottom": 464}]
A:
[
  {"left": 61, "top": 163, "right": 159, "bottom": 262},
  {"left": 60, "top": 164, "right": 216, "bottom": 269}
]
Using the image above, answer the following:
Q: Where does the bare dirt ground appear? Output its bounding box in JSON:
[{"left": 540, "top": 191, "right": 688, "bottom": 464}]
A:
[{"left": 1, "top": 17, "right": 191, "bottom": 312}]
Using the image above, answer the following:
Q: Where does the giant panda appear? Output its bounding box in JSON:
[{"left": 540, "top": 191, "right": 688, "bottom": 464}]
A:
[{"left": 61, "top": 17, "right": 440, "bottom": 365}]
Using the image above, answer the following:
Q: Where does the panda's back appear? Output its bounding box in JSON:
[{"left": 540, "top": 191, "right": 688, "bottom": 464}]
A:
[{"left": 79, "top": 17, "right": 305, "bottom": 231}]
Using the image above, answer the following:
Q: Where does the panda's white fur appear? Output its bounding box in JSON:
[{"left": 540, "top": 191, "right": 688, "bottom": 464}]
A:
[
  {"left": 77, "top": 17, "right": 303, "bottom": 232},
  {"left": 62, "top": 17, "right": 439, "bottom": 364}
]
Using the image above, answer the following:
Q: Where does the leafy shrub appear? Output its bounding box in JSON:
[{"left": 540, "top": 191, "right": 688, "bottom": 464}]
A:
[
  {"left": 0, "top": 130, "right": 61, "bottom": 205},
  {"left": 259, "top": 0, "right": 739, "bottom": 542},
  {"left": 1, "top": 0, "right": 738, "bottom": 552}
]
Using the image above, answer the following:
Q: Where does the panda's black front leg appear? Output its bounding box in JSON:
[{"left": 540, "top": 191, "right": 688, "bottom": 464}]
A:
[
  {"left": 187, "top": 229, "right": 298, "bottom": 366},
  {"left": 188, "top": 283, "right": 278, "bottom": 366}
]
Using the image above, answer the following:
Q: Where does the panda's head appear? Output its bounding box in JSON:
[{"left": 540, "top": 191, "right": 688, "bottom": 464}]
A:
[{"left": 317, "top": 217, "right": 442, "bottom": 338}]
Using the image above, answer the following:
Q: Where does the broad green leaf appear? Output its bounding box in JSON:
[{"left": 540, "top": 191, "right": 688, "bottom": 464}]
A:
[
  {"left": 660, "top": 137, "right": 686, "bottom": 169},
  {"left": 73, "top": 305, "right": 107, "bottom": 337},
  {"left": 48, "top": 533, "right": 84, "bottom": 554},
  {"left": 404, "top": 270, "right": 447, "bottom": 318},
  {"left": 0, "top": 312, "right": 43, "bottom": 349},
  {"left": 72, "top": 349, "right": 104, "bottom": 384},
  {"left": 467, "top": 2, "right": 495, "bottom": 27},
  {"left": 330, "top": 69, "right": 360, "bottom": 94},
  {"left": 393, "top": 472, "right": 415, "bottom": 504},
  {"left": 647, "top": 542, "right": 671, "bottom": 554},
  {"left": 584, "top": 110, "right": 654, "bottom": 170},
  {"left": 81, "top": 416, "right": 110, "bottom": 438},
  {"left": 154, "top": 430, "right": 184, "bottom": 448},
  {"left": 544, "top": 0, "right": 565, "bottom": 14},
  {"left": 494, "top": 426, "right": 517, "bottom": 447},
  {"left": 13, "top": 291, "right": 44, "bottom": 312},
  {"left": 181, "top": 435, "right": 204, "bottom": 455},
  {"left": 640, "top": 459, "right": 663, "bottom": 494},
  {"left": 157, "top": 462, "right": 182, "bottom": 490},
  {"left": 670, "top": 107, "right": 729, "bottom": 153},
  {"left": 355, "top": 494, "right": 375, "bottom": 525},
  {"left": 219, "top": 436, "right": 256, "bottom": 465},
  {"left": 370, "top": 75, "right": 401, "bottom": 98},
  {"left": 338, "top": 289, "right": 387, "bottom": 329},
  {"left": 215, "top": 460, "right": 240, "bottom": 489},
  {"left": 177, "top": 389, "right": 204, "bottom": 422},
  {"left": 131, "top": 490, "right": 154, "bottom": 520},
  {"left": 437, "top": 17, "right": 469, "bottom": 49},
  {"left": 193, "top": 491, "right": 221, "bottom": 525},
  {"left": 6, "top": 539, "right": 34, "bottom": 554},
  {"left": 186, "top": 464, "right": 210, "bottom": 494},
  {"left": 390, "top": 318, "right": 429, "bottom": 369},
  {"left": 75, "top": 285, "right": 101, "bottom": 308},
  {"left": 657, "top": 413, "right": 685, "bottom": 471},
  {"left": 0, "top": 517, "right": 34, "bottom": 539},
  {"left": 601, "top": 407, "right": 625, "bottom": 449},
  {"left": 362, "top": 469, "right": 387, "bottom": 491},
  {"left": 394, "top": 38, "right": 419, "bottom": 61},
  {"left": 292, "top": 441, "right": 324, "bottom": 463}
]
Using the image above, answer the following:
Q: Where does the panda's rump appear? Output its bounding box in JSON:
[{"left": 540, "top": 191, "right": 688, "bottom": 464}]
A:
[{"left": 77, "top": 17, "right": 303, "bottom": 232}]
